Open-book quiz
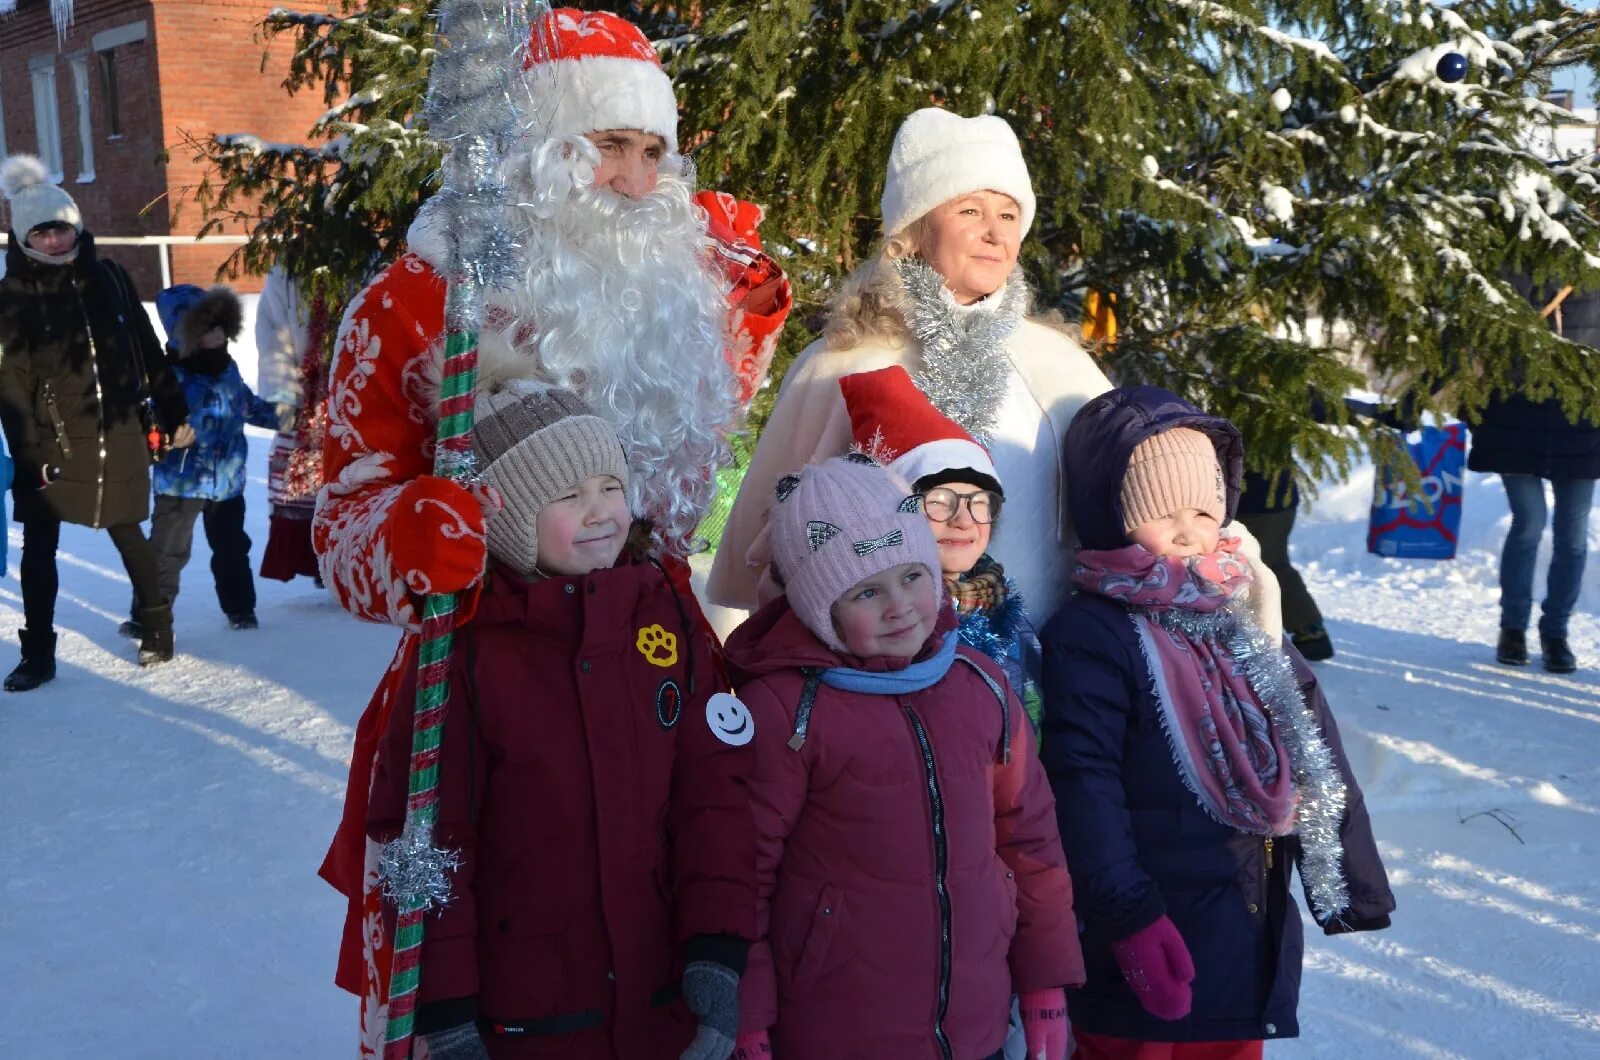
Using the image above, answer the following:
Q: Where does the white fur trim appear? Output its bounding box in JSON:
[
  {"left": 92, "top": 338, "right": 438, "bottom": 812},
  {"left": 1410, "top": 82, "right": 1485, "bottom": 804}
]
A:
[
  {"left": 531, "top": 55, "right": 678, "bottom": 153},
  {"left": 404, "top": 206, "right": 451, "bottom": 269},
  {"left": 880, "top": 108, "right": 1035, "bottom": 238},
  {"left": 892, "top": 437, "right": 998, "bottom": 489}
]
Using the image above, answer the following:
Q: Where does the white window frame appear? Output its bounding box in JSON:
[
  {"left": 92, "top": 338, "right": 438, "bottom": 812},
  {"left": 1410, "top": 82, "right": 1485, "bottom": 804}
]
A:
[
  {"left": 67, "top": 52, "right": 95, "bottom": 183},
  {"left": 28, "top": 55, "right": 64, "bottom": 184}
]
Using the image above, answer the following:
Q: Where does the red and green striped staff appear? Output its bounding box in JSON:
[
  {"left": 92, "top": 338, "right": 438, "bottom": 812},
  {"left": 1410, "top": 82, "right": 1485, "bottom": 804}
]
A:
[{"left": 378, "top": 3, "right": 551, "bottom": 1056}]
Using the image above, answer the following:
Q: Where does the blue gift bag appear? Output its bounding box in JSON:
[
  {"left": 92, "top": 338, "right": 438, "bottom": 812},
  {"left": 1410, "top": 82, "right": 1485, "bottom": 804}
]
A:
[{"left": 1367, "top": 424, "right": 1466, "bottom": 560}]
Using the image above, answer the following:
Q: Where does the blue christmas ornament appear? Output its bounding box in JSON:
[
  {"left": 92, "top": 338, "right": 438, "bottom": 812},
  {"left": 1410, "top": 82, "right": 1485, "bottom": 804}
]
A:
[{"left": 1436, "top": 52, "right": 1469, "bottom": 83}]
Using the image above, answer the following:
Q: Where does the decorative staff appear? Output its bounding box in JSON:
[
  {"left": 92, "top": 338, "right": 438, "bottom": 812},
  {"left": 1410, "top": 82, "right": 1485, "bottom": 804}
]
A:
[{"left": 374, "top": 3, "right": 548, "bottom": 1056}]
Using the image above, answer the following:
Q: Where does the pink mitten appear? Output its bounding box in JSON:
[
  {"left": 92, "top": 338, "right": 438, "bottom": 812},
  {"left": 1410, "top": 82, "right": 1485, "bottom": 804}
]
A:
[
  {"left": 1019, "top": 988, "right": 1069, "bottom": 1060},
  {"left": 1110, "top": 915, "right": 1195, "bottom": 1021},
  {"left": 732, "top": 1029, "right": 771, "bottom": 1059}
]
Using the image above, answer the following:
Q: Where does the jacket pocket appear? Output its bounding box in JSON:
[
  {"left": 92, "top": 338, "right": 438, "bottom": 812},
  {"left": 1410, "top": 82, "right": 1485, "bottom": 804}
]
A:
[
  {"left": 479, "top": 862, "right": 571, "bottom": 938},
  {"left": 791, "top": 882, "right": 846, "bottom": 986},
  {"left": 998, "top": 860, "right": 1020, "bottom": 942}
]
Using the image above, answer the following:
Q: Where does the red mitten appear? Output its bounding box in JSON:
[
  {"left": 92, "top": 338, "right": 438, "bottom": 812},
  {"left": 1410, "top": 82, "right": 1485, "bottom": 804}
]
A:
[
  {"left": 1110, "top": 916, "right": 1195, "bottom": 1021},
  {"left": 732, "top": 1029, "right": 771, "bottom": 1059},
  {"left": 389, "top": 474, "right": 491, "bottom": 597},
  {"left": 1019, "top": 988, "right": 1069, "bottom": 1060},
  {"left": 696, "top": 189, "right": 766, "bottom": 252}
]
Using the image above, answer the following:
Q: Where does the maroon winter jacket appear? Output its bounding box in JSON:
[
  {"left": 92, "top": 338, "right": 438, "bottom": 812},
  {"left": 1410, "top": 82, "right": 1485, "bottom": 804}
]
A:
[
  {"left": 368, "top": 562, "right": 758, "bottom": 1059},
  {"left": 724, "top": 596, "right": 1085, "bottom": 1060}
]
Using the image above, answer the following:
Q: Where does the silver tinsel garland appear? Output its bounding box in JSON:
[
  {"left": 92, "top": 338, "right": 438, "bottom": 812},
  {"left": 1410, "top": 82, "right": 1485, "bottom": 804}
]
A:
[
  {"left": 896, "top": 258, "right": 1026, "bottom": 442},
  {"left": 375, "top": 0, "right": 540, "bottom": 916},
  {"left": 415, "top": 0, "right": 536, "bottom": 303},
  {"left": 1150, "top": 604, "right": 1353, "bottom": 922},
  {"left": 379, "top": 822, "right": 462, "bottom": 913}
]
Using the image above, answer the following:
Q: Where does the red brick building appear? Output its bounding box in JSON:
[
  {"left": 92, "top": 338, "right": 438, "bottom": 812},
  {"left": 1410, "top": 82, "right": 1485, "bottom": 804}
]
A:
[{"left": 0, "top": 0, "right": 333, "bottom": 293}]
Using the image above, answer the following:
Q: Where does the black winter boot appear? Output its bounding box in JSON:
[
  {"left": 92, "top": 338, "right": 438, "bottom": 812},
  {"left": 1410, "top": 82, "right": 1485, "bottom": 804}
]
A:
[
  {"left": 138, "top": 605, "right": 175, "bottom": 667},
  {"left": 1496, "top": 629, "right": 1529, "bottom": 666},
  {"left": 228, "top": 611, "right": 258, "bottom": 631},
  {"left": 1541, "top": 636, "right": 1577, "bottom": 674},
  {"left": 5, "top": 629, "right": 58, "bottom": 692},
  {"left": 117, "top": 619, "right": 143, "bottom": 639}
]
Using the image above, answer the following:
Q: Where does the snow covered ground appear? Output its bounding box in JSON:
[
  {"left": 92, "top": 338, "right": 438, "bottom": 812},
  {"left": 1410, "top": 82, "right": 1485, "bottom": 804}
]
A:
[{"left": 3, "top": 315, "right": 1599, "bottom": 1057}]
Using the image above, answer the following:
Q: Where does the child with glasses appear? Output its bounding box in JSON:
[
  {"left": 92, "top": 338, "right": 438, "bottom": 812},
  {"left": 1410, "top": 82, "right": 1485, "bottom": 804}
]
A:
[{"left": 841, "top": 366, "right": 1044, "bottom": 726}]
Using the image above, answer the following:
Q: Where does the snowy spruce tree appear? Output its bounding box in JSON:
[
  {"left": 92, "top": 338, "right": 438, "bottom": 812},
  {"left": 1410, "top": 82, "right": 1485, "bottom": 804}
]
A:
[
  {"left": 667, "top": 0, "right": 1600, "bottom": 481},
  {"left": 193, "top": 1, "right": 1600, "bottom": 484},
  {"left": 191, "top": 1, "right": 440, "bottom": 301}
]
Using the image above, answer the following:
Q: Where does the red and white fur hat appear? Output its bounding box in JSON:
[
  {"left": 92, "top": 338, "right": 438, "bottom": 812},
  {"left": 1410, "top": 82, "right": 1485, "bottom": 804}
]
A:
[
  {"left": 839, "top": 365, "right": 1004, "bottom": 496},
  {"left": 524, "top": 8, "right": 680, "bottom": 154}
]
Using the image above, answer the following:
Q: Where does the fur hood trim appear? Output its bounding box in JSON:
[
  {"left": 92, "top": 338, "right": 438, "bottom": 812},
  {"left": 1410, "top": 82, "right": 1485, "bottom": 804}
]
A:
[{"left": 176, "top": 286, "right": 245, "bottom": 355}]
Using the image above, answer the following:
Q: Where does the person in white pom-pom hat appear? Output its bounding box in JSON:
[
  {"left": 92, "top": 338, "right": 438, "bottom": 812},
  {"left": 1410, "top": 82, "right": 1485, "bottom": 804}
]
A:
[
  {"left": 710, "top": 106, "right": 1112, "bottom": 628},
  {"left": 0, "top": 154, "right": 196, "bottom": 687},
  {"left": 315, "top": 10, "right": 790, "bottom": 1056}
]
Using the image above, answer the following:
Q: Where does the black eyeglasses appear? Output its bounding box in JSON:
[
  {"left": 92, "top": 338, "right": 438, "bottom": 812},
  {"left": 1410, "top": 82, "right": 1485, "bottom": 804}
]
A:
[{"left": 921, "top": 487, "right": 1002, "bottom": 525}]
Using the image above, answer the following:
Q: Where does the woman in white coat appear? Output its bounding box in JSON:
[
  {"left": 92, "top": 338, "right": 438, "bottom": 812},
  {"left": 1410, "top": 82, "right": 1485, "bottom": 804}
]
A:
[{"left": 709, "top": 107, "right": 1113, "bottom": 622}]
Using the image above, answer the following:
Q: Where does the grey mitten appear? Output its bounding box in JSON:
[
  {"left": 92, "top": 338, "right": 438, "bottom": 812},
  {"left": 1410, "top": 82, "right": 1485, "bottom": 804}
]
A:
[
  {"left": 680, "top": 960, "right": 741, "bottom": 1060},
  {"left": 275, "top": 402, "right": 299, "bottom": 433},
  {"left": 422, "top": 1021, "right": 491, "bottom": 1060}
]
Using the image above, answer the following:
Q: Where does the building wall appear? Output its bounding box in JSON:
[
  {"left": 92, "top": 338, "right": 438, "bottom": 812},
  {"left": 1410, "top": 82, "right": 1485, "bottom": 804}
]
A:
[
  {"left": 1, "top": 0, "right": 333, "bottom": 294},
  {"left": 149, "top": 0, "right": 333, "bottom": 293},
  {"left": 1, "top": 0, "right": 167, "bottom": 291}
]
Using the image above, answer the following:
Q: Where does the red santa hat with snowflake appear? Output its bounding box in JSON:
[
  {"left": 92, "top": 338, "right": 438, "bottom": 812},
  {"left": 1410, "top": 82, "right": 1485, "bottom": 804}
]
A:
[
  {"left": 523, "top": 8, "right": 680, "bottom": 153},
  {"left": 840, "top": 365, "right": 1004, "bottom": 497}
]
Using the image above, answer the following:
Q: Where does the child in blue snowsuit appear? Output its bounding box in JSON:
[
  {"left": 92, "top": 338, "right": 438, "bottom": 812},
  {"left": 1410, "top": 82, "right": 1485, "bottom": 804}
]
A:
[{"left": 128, "top": 285, "right": 279, "bottom": 632}]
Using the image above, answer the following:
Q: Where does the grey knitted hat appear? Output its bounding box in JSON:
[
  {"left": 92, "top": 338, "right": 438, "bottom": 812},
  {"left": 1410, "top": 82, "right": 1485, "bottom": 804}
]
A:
[{"left": 473, "top": 384, "right": 630, "bottom": 576}]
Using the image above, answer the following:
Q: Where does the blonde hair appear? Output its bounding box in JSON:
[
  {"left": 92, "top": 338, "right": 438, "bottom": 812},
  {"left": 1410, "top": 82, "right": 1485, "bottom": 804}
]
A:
[
  {"left": 823, "top": 217, "right": 1054, "bottom": 350},
  {"left": 823, "top": 221, "right": 929, "bottom": 351}
]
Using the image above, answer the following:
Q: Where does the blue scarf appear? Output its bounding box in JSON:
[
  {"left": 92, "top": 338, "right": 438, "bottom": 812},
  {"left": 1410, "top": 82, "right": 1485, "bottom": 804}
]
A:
[{"left": 819, "top": 629, "right": 960, "bottom": 694}]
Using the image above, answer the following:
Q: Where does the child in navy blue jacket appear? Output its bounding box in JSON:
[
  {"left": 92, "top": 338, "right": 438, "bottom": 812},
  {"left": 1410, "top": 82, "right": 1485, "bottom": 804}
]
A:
[
  {"left": 126, "top": 285, "right": 280, "bottom": 635},
  {"left": 1040, "top": 386, "right": 1393, "bottom": 1060}
]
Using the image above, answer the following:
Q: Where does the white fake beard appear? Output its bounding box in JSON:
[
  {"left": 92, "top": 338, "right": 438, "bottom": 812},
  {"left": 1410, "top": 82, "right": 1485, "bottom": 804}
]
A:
[{"left": 482, "top": 135, "right": 738, "bottom": 555}]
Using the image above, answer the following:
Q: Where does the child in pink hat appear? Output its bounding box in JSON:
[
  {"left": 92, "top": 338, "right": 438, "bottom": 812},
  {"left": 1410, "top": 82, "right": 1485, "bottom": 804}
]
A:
[
  {"left": 841, "top": 365, "right": 1044, "bottom": 730},
  {"left": 721, "top": 454, "right": 1083, "bottom": 1060}
]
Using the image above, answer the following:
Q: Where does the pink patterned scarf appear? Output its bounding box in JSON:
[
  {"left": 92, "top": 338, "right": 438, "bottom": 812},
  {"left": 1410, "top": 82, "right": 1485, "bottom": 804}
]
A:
[{"left": 1073, "top": 539, "right": 1299, "bottom": 836}]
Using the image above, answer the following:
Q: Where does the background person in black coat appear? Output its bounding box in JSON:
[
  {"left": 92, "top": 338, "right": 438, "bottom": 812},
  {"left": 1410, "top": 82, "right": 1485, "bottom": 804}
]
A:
[
  {"left": 1468, "top": 281, "right": 1600, "bottom": 674},
  {"left": 0, "top": 156, "right": 193, "bottom": 689}
]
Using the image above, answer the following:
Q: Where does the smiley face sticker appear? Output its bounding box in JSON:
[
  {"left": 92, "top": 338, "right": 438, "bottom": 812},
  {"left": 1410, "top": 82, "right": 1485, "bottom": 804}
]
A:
[{"left": 705, "top": 692, "right": 754, "bottom": 747}]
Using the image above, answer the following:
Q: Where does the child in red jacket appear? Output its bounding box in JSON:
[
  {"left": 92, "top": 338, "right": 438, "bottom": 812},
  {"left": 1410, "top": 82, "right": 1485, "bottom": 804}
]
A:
[
  {"left": 367, "top": 385, "right": 758, "bottom": 1060},
  {"left": 723, "top": 454, "right": 1083, "bottom": 1060}
]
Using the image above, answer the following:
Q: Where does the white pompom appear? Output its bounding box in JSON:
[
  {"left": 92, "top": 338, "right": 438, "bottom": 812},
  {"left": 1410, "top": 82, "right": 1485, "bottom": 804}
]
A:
[{"left": 0, "top": 154, "right": 52, "bottom": 201}]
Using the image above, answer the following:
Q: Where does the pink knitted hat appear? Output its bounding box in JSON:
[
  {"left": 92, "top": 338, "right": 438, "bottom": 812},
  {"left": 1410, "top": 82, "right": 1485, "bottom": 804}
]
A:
[{"left": 769, "top": 455, "right": 944, "bottom": 652}]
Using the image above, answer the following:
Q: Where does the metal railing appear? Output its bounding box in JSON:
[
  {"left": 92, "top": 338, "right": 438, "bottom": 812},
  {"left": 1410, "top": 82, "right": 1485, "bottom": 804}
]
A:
[{"left": 0, "top": 233, "right": 249, "bottom": 287}]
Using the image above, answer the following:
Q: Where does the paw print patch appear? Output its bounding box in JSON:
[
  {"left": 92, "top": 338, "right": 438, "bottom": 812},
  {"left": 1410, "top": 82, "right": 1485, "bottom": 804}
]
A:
[{"left": 636, "top": 624, "right": 679, "bottom": 668}]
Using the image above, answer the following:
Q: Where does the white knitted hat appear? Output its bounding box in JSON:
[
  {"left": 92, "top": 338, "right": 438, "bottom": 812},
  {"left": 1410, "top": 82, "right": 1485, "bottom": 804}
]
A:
[
  {"left": 880, "top": 108, "right": 1036, "bottom": 238},
  {"left": 1, "top": 155, "right": 82, "bottom": 239}
]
